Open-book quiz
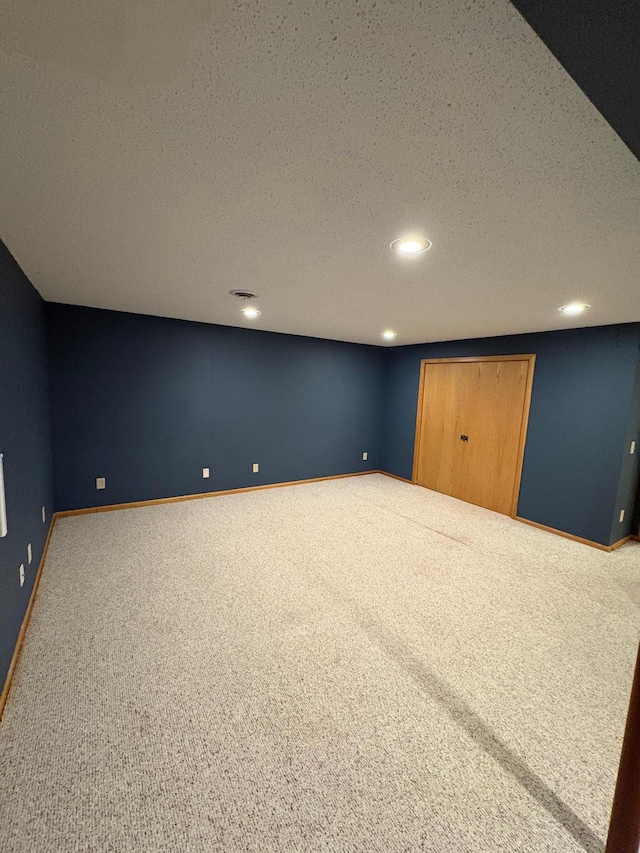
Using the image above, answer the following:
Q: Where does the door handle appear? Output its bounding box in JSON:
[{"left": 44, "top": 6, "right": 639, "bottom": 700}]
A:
[{"left": 460, "top": 435, "right": 469, "bottom": 442}]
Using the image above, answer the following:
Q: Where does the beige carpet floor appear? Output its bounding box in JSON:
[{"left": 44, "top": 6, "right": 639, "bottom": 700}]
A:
[{"left": 1, "top": 473, "right": 639, "bottom": 852}]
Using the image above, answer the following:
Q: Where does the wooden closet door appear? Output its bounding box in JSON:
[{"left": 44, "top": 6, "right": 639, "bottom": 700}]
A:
[
  {"left": 414, "top": 357, "right": 533, "bottom": 516},
  {"left": 416, "top": 362, "right": 470, "bottom": 499}
]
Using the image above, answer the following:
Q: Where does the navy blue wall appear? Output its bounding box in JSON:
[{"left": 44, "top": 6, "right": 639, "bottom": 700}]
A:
[
  {"left": 611, "top": 355, "right": 640, "bottom": 543},
  {"left": 0, "top": 242, "right": 54, "bottom": 692},
  {"left": 382, "top": 324, "right": 640, "bottom": 547},
  {"left": 44, "top": 303, "right": 640, "bottom": 547},
  {"left": 47, "top": 305, "right": 384, "bottom": 512}
]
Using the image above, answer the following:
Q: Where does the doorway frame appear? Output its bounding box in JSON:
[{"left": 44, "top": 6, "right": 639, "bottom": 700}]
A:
[{"left": 411, "top": 354, "right": 536, "bottom": 518}]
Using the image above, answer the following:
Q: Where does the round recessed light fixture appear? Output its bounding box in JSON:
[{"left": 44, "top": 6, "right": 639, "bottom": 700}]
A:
[
  {"left": 390, "top": 235, "right": 432, "bottom": 255},
  {"left": 382, "top": 330, "right": 397, "bottom": 340},
  {"left": 559, "top": 302, "right": 591, "bottom": 316},
  {"left": 241, "top": 306, "right": 261, "bottom": 319}
]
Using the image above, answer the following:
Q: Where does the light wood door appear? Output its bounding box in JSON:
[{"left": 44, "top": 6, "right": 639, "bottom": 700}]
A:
[{"left": 414, "top": 357, "right": 534, "bottom": 516}]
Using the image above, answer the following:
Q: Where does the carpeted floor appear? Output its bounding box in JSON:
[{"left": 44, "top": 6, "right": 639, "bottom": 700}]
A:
[{"left": 1, "top": 473, "right": 639, "bottom": 852}]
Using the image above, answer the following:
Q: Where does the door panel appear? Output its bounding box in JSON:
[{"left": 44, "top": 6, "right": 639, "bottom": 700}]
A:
[
  {"left": 416, "top": 362, "right": 468, "bottom": 498},
  {"left": 415, "top": 358, "right": 532, "bottom": 516}
]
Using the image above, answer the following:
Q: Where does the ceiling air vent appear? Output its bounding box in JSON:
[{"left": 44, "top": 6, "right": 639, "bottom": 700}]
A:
[{"left": 229, "top": 289, "right": 259, "bottom": 300}]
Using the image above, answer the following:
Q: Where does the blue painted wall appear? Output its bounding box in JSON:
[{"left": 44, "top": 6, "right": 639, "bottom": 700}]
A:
[
  {"left": 44, "top": 303, "right": 640, "bottom": 546},
  {"left": 0, "top": 242, "right": 54, "bottom": 692},
  {"left": 611, "top": 355, "right": 640, "bottom": 544},
  {"left": 382, "top": 324, "right": 640, "bottom": 546},
  {"left": 47, "top": 304, "right": 384, "bottom": 511}
]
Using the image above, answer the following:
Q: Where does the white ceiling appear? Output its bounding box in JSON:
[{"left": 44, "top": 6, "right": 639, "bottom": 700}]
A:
[{"left": 1, "top": 0, "right": 639, "bottom": 346}]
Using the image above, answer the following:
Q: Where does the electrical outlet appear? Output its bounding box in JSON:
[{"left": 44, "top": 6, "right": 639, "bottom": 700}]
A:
[
  {"left": 631, "top": 441, "right": 636, "bottom": 455},
  {"left": 96, "top": 477, "right": 106, "bottom": 490},
  {"left": 19, "top": 564, "right": 24, "bottom": 587},
  {"left": 252, "top": 463, "right": 259, "bottom": 473},
  {"left": 202, "top": 467, "right": 210, "bottom": 479},
  {"left": 42, "top": 506, "right": 46, "bottom": 523},
  {"left": 619, "top": 509, "right": 625, "bottom": 523},
  {"left": 362, "top": 451, "right": 368, "bottom": 461},
  {"left": 27, "top": 543, "right": 32, "bottom": 564}
]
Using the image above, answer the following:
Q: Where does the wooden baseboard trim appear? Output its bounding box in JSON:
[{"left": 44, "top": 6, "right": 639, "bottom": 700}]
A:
[
  {"left": 0, "top": 516, "right": 56, "bottom": 722},
  {"left": 610, "top": 535, "right": 632, "bottom": 552},
  {"left": 55, "top": 470, "right": 380, "bottom": 518},
  {"left": 376, "top": 470, "right": 414, "bottom": 485},
  {"left": 516, "top": 516, "right": 633, "bottom": 552}
]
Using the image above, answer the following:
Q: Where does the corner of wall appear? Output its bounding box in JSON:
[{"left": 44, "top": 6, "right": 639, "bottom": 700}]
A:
[{"left": 608, "top": 346, "right": 640, "bottom": 546}]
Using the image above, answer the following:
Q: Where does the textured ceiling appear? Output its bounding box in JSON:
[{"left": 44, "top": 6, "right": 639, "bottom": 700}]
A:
[{"left": 1, "top": 0, "right": 639, "bottom": 345}]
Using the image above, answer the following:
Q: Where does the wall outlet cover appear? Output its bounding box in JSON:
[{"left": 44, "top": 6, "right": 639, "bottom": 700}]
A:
[
  {"left": 42, "top": 506, "right": 46, "bottom": 523},
  {"left": 631, "top": 441, "right": 636, "bottom": 455},
  {"left": 27, "top": 543, "right": 32, "bottom": 564},
  {"left": 19, "top": 564, "right": 24, "bottom": 587},
  {"left": 202, "top": 467, "right": 210, "bottom": 478},
  {"left": 252, "top": 463, "right": 259, "bottom": 473},
  {"left": 619, "top": 509, "right": 625, "bottom": 523},
  {"left": 362, "top": 451, "right": 368, "bottom": 461},
  {"left": 96, "top": 477, "right": 106, "bottom": 490}
]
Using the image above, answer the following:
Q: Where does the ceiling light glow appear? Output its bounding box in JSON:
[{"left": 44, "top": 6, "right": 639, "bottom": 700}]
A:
[
  {"left": 559, "top": 302, "right": 590, "bottom": 316},
  {"left": 382, "top": 330, "right": 397, "bottom": 340},
  {"left": 390, "top": 235, "right": 432, "bottom": 255},
  {"left": 397, "top": 240, "right": 422, "bottom": 254},
  {"left": 241, "top": 306, "right": 261, "bottom": 319}
]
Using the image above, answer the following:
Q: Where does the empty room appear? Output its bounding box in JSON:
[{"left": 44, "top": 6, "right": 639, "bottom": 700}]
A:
[{"left": 1, "top": 1, "right": 640, "bottom": 851}]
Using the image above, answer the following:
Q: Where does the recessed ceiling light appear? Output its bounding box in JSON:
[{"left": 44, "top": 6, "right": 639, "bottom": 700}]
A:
[
  {"left": 241, "top": 306, "right": 261, "bottom": 319},
  {"left": 382, "top": 330, "right": 397, "bottom": 340},
  {"left": 559, "top": 302, "right": 591, "bottom": 316},
  {"left": 390, "top": 236, "right": 432, "bottom": 255}
]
